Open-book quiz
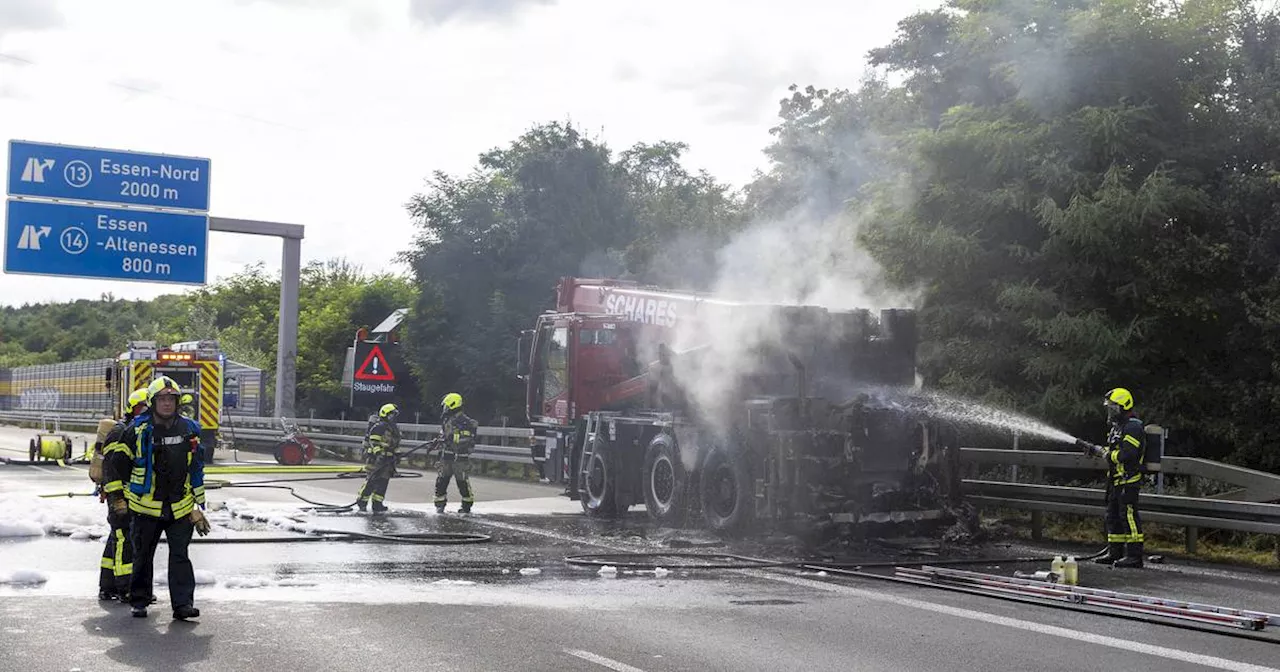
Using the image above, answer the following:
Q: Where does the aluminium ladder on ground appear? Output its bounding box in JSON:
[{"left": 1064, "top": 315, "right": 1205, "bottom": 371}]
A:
[{"left": 894, "top": 565, "right": 1280, "bottom": 632}]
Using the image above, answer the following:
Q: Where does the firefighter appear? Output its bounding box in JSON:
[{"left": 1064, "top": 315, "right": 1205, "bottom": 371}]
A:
[
  {"left": 178, "top": 393, "right": 196, "bottom": 420},
  {"left": 102, "top": 376, "right": 211, "bottom": 619},
  {"left": 92, "top": 387, "right": 148, "bottom": 602},
  {"left": 434, "top": 393, "right": 477, "bottom": 514},
  {"left": 1077, "top": 388, "right": 1147, "bottom": 568},
  {"left": 356, "top": 403, "right": 401, "bottom": 513}
]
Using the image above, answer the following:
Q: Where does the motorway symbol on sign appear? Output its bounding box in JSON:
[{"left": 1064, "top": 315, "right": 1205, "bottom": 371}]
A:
[
  {"left": 354, "top": 344, "right": 396, "bottom": 381},
  {"left": 7, "top": 139, "right": 212, "bottom": 212},
  {"left": 3, "top": 198, "right": 209, "bottom": 285}
]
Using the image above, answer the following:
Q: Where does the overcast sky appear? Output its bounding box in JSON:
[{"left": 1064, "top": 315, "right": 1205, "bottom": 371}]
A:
[{"left": 0, "top": 0, "right": 943, "bottom": 307}]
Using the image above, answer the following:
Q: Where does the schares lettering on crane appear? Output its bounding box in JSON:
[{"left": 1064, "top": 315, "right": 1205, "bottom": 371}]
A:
[{"left": 603, "top": 293, "right": 678, "bottom": 328}]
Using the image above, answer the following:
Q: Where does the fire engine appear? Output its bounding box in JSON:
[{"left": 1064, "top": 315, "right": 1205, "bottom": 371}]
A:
[
  {"left": 517, "top": 277, "right": 963, "bottom": 542},
  {"left": 106, "top": 340, "right": 225, "bottom": 462}
]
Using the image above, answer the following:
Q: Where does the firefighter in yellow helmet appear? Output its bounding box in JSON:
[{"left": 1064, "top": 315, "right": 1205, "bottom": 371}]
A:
[
  {"left": 1077, "top": 387, "right": 1147, "bottom": 568},
  {"left": 178, "top": 393, "right": 196, "bottom": 421},
  {"left": 356, "top": 403, "right": 401, "bottom": 513},
  {"left": 102, "top": 375, "right": 210, "bottom": 619},
  {"left": 435, "top": 392, "right": 477, "bottom": 514},
  {"left": 92, "top": 387, "right": 148, "bottom": 602}
]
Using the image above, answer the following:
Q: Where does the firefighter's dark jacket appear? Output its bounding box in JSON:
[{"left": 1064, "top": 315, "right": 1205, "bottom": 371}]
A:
[
  {"left": 1106, "top": 415, "right": 1146, "bottom": 487},
  {"left": 366, "top": 419, "right": 401, "bottom": 456},
  {"left": 102, "top": 412, "right": 206, "bottom": 519},
  {"left": 441, "top": 412, "right": 477, "bottom": 457}
]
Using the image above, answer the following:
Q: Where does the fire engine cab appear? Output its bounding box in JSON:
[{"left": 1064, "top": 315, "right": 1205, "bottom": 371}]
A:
[{"left": 106, "top": 340, "right": 225, "bottom": 462}]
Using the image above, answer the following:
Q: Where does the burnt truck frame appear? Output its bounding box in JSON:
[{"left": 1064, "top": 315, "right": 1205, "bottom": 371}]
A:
[{"left": 516, "top": 277, "right": 963, "bottom": 541}]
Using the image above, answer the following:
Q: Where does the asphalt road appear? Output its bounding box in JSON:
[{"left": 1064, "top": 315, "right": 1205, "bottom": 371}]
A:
[{"left": 3, "top": 423, "right": 1279, "bottom": 672}]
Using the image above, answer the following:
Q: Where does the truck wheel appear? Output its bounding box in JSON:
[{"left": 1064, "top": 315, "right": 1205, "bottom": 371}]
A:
[
  {"left": 580, "top": 435, "right": 618, "bottom": 518},
  {"left": 699, "top": 445, "right": 753, "bottom": 533},
  {"left": 643, "top": 434, "right": 686, "bottom": 525},
  {"left": 29, "top": 439, "right": 36, "bottom": 462}
]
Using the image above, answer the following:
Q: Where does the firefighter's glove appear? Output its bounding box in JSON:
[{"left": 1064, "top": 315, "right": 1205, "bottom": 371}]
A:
[
  {"left": 107, "top": 496, "right": 129, "bottom": 527},
  {"left": 190, "top": 508, "right": 211, "bottom": 536}
]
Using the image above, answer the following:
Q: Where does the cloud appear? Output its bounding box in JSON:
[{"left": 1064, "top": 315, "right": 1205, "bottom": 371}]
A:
[
  {"left": 658, "top": 47, "right": 821, "bottom": 126},
  {"left": 0, "top": 0, "right": 64, "bottom": 39},
  {"left": 409, "top": 0, "right": 556, "bottom": 26}
]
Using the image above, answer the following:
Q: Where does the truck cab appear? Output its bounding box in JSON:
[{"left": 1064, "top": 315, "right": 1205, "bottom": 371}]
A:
[{"left": 520, "top": 314, "right": 645, "bottom": 429}]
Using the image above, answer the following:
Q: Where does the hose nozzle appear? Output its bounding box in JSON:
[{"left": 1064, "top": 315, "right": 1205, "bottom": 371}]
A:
[{"left": 1075, "top": 438, "right": 1102, "bottom": 456}]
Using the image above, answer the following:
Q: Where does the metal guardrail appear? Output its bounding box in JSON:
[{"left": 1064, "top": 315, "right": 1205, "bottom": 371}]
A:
[
  {"left": 960, "top": 447, "right": 1280, "bottom": 552},
  {"left": 221, "top": 415, "right": 534, "bottom": 465},
  {"left": 0, "top": 410, "right": 536, "bottom": 466}
]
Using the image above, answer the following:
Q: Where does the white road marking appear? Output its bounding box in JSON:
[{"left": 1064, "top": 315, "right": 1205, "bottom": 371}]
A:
[
  {"left": 751, "top": 571, "right": 1280, "bottom": 672},
  {"left": 453, "top": 516, "right": 1280, "bottom": 672},
  {"left": 564, "top": 649, "right": 647, "bottom": 672}
]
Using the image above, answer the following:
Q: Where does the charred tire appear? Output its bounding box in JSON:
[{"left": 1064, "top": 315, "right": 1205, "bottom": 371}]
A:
[
  {"left": 643, "top": 434, "right": 687, "bottom": 525},
  {"left": 698, "top": 445, "right": 753, "bottom": 533},
  {"left": 579, "top": 435, "right": 619, "bottom": 518}
]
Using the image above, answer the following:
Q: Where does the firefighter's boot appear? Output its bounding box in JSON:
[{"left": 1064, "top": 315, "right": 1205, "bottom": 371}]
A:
[
  {"left": 1094, "top": 542, "right": 1123, "bottom": 565},
  {"left": 1114, "top": 543, "right": 1144, "bottom": 569},
  {"left": 173, "top": 605, "right": 200, "bottom": 620}
]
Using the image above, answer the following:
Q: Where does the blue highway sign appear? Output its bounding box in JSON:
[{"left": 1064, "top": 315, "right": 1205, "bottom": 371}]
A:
[
  {"left": 7, "top": 140, "right": 211, "bottom": 211},
  {"left": 3, "top": 199, "right": 208, "bottom": 285}
]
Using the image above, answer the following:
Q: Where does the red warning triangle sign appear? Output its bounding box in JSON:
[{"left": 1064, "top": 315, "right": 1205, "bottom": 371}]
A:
[{"left": 354, "top": 344, "right": 395, "bottom": 381}]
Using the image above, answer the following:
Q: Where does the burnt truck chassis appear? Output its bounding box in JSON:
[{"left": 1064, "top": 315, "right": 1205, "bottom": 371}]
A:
[{"left": 568, "top": 393, "right": 967, "bottom": 544}]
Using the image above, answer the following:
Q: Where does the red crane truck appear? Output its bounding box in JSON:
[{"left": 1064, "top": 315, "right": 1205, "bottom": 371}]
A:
[{"left": 516, "top": 277, "right": 962, "bottom": 541}]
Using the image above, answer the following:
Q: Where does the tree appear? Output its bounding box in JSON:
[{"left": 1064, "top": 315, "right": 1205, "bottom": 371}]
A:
[
  {"left": 764, "top": 0, "right": 1280, "bottom": 469},
  {"left": 400, "top": 122, "right": 744, "bottom": 421}
]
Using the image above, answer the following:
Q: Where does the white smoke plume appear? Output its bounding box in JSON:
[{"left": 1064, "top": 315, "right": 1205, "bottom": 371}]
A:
[{"left": 664, "top": 202, "right": 921, "bottom": 435}]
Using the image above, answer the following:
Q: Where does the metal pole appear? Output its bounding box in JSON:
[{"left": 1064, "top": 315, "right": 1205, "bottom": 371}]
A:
[
  {"left": 275, "top": 236, "right": 300, "bottom": 419},
  {"left": 208, "top": 217, "right": 304, "bottom": 422},
  {"left": 1010, "top": 430, "right": 1020, "bottom": 483}
]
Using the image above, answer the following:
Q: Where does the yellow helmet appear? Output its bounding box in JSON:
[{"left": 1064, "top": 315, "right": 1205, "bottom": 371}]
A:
[
  {"left": 147, "top": 376, "right": 181, "bottom": 403},
  {"left": 1105, "top": 387, "right": 1134, "bottom": 411},
  {"left": 441, "top": 392, "right": 463, "bottom": 412},
  {"left": 180, "top": 393, "right": 194, "bottom": 405},
  {"left": 127, "top": 388, "right": 149, "bottom": 412},
  {"left": 379, "top": 403, "right": 398, "bottom": 418}
]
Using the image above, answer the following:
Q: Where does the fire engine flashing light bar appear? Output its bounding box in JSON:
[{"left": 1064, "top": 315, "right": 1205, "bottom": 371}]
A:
[{"left": 159, "top": 352, "right": 193, "bottom": 363}]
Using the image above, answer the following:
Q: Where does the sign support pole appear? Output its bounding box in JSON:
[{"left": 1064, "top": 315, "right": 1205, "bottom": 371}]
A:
[{"left": 208, "top": 217, "right": 304, "bottom": 420}]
